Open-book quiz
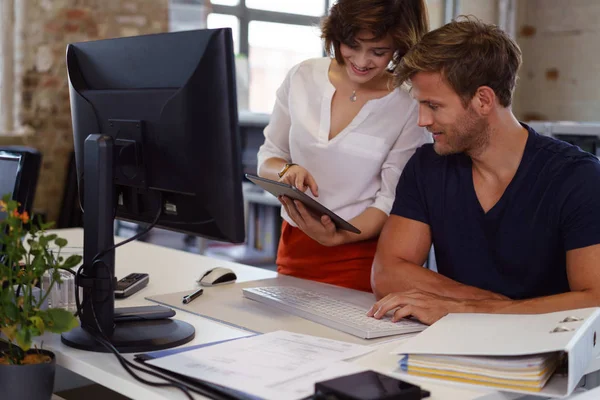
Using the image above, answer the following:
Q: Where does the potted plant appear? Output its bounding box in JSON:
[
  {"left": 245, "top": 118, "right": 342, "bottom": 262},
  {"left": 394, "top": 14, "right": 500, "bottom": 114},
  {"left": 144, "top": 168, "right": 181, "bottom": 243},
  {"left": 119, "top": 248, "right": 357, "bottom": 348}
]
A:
[{"left": 0, "top": 195, "right": 82, "bottom": 400}]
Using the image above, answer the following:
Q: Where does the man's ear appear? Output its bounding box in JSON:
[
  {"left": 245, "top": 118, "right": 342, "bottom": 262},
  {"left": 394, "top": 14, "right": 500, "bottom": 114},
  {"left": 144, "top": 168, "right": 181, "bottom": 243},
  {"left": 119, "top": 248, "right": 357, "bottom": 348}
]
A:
[{"left": 472, "top": 86, "right": 496, "bottom": 115}]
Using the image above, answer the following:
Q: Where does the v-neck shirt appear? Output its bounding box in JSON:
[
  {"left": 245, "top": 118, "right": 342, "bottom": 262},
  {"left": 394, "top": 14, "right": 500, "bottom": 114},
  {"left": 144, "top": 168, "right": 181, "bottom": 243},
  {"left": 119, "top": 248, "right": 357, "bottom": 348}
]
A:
[
  {"left": 391, "top": 124, "right": 600, "bottom": 299},
  {"left": 257, "top": 57, "right": 429, "bottom": 226}
]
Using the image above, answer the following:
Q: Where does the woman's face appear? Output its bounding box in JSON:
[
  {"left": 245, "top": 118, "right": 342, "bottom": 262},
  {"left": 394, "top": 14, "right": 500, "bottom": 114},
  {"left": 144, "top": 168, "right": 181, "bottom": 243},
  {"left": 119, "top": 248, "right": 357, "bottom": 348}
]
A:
[{"left": 338, "top": 30, "right": 395, "bottom": 85}]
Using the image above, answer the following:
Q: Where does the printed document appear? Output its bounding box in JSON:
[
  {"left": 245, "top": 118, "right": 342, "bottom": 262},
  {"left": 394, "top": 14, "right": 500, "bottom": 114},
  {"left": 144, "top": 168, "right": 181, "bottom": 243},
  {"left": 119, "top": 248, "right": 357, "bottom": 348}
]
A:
[{"left": 147, "top": 330, "right": 372, "bottom": 399}]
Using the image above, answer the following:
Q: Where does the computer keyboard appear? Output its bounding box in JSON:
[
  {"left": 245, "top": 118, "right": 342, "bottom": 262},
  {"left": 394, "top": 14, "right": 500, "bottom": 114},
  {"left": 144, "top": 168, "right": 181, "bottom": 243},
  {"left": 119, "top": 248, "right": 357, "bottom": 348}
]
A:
[{"left": 242, "top": 286, "right": 428, "bottom": 339}]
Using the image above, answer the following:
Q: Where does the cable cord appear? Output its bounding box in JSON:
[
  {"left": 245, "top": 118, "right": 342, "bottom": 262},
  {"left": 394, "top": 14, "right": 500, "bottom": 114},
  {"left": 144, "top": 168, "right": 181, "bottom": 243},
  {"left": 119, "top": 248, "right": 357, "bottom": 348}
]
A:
[
  {"left": 86, "top": 298, "right": 194, "bottom": 400},
  {"left": 71, "top": 194, "right": 195, "bottom": 399}
]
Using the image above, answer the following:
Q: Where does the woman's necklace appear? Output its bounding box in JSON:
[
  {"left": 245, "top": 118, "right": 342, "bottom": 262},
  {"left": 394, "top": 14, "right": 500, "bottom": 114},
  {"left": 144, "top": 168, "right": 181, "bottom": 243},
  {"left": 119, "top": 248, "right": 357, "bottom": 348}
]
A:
[{"left": 350, "top": 90, "right": 357, "bottom": 102}]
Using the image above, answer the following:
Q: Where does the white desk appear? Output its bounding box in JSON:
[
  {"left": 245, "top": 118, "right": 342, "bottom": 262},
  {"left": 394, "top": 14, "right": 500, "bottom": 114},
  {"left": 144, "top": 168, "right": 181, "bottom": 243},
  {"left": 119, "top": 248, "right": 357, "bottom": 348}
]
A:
[{"left": 41, "top": 228, "right": 596, "bottom": 400}]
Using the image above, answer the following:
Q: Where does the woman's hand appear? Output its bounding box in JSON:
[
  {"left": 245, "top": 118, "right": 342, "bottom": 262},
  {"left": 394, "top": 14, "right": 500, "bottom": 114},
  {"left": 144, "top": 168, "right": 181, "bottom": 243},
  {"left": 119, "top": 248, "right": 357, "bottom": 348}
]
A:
[
  {"left": 279, "top": 165, "right": 319, "bottom": 197},
  {"left": 279, "top": 197, "right": 343, "bottom": 247}
]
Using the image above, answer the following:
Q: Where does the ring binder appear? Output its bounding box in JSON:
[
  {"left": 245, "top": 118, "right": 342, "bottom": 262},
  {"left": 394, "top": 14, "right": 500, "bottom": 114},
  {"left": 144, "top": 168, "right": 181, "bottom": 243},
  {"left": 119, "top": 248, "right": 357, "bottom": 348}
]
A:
[
  {"left": 391, "top": 308, "right": 600, "bottom": 397},
  {"left": 550, "top": 326, "right": 574, "bottom": 333},
  {"left": 560, "top": 316, "right": 583, "bottom": 323}
]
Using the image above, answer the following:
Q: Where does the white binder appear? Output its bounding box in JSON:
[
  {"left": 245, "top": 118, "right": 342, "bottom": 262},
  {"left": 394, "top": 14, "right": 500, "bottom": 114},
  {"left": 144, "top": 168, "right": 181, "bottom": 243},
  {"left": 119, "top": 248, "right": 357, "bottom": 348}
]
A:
[{"left": 392, "top": 307, "right": 600, "bottom": 397}]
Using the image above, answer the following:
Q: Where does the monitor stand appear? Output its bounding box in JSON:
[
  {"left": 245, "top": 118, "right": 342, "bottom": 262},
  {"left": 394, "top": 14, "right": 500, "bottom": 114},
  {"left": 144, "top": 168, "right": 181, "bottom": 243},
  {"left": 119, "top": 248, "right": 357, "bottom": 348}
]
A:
[
  {"left": 61, "top": 319, "right": 195, "bottom": 353},
  {"left": 61, "top": 134, "right": 195, "bottom": 353}
]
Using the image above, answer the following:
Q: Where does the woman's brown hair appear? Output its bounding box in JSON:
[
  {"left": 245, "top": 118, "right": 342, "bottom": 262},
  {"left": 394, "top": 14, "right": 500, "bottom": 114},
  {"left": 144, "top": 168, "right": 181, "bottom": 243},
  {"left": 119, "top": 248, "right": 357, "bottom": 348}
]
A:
[
  {"left": 321, "top": 0, "right": 429, "bottom": 71},
  {"left": 394, "top": 16, "right": 522, "bottom": 107}
]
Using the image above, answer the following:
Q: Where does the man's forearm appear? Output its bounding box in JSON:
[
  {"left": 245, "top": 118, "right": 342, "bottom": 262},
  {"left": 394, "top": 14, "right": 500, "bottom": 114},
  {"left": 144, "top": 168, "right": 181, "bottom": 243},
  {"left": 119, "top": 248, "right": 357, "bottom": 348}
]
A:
[
  {"left": 469, "top": 290, "right": 600, "bottom": 315},
  {"left": 371, "top": 259, "right": 507, "bottom": 300}
]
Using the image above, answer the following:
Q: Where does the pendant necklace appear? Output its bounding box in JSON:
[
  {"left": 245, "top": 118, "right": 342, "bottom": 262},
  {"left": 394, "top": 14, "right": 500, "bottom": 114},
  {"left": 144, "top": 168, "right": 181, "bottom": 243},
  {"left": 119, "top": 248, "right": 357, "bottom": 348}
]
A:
[{"left": 350, "top": 90, "right": 357, "bottom": 102}]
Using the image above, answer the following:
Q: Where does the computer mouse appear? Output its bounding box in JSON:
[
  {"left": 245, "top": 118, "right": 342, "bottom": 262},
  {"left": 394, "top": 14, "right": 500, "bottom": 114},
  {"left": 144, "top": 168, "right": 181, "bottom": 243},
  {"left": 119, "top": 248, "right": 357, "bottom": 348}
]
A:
[{"left": 198, "top": 267, "right": 237, "bottom": 287}]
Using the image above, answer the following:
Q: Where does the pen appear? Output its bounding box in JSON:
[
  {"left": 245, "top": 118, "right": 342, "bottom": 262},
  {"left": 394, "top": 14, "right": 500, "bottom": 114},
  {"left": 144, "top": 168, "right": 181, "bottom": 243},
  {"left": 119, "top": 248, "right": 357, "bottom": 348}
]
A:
[{"left": 182, "top": 288, "right": 204, "bottom": 304}]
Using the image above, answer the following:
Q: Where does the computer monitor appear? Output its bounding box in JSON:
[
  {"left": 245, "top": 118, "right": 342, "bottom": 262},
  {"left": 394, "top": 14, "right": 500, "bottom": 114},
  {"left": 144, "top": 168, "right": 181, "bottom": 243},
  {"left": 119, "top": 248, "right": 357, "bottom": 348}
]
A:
[
  {"left": 62, "top": 28, "right": 245, "bottom": 353},
  {"left": 0, "top": 147, "right": 41, "bottom": 256},
  {"left": 0, "top": 147, "right": 41, "bottom": 220}
]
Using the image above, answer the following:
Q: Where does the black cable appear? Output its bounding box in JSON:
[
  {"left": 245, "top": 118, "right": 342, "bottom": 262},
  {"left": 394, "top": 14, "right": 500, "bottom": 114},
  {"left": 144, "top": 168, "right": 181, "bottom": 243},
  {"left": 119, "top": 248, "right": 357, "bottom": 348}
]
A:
[
  {"left": 86, "top": 296, "right": 194, "bottom": 400},
  {"left": 92, "top": 197, "right": 164, "bottom": 265},
  {"left": 71, "top": 195, "right": 196, "bottom": 399}
]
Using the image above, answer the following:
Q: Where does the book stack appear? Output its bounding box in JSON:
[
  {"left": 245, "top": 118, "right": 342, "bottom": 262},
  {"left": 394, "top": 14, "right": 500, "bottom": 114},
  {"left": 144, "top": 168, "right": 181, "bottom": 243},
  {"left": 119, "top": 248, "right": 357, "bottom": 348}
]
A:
[{"left": 399, "top": 352, "right": 563, "bottom": 392}]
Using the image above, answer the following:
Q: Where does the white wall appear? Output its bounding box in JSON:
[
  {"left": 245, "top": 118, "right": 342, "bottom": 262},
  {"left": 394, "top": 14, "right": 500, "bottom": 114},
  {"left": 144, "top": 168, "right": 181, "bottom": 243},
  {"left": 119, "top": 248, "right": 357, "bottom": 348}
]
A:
[{"left": 514, "top": 0, "right": 600, "bottom": 122}]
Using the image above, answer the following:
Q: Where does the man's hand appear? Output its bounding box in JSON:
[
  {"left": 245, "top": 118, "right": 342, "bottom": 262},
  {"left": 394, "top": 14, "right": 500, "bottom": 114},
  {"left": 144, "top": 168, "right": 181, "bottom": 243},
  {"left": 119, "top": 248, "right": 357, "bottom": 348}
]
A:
[
  {"left": 279, "top": 164, "right": 319, "bottom": 197},
  {"left": 279, "top": 196, "right": 342, "bottom": 246},
  {"left": 366, "top": 289, "right": 472, "bottom": 325}
]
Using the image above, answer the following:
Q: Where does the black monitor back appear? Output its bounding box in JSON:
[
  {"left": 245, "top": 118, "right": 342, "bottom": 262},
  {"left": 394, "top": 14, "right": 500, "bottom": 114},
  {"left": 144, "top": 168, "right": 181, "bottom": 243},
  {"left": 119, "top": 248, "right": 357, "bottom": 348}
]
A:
[
  {"left": 0, "top": 146, "right": 41, "bottom": 219},
  {"left": 67, "top": 29, "right": 244, "bottom": 243}
]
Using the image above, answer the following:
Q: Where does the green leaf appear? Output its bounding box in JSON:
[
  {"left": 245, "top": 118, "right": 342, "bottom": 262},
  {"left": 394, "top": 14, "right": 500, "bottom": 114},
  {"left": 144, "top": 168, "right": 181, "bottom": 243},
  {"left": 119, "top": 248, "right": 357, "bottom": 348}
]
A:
[
  {"left": 15, "top": 328, "right": 32, "bottom": 351},
  {"left": 45, "top": 234, "right": 57, "bottom": 241},
  {"left": 54, "top": 238, "right": 67, "bottom": 248},
  {"left": 42, "top": 308, "right": 78, "bottom": 333},
  {"left": 29, "top": 316, "right": 45, "bottom": 334},
  {"left": 4, "top": 303, "right": 19, "bottom": 322},
  {"left": 1, "top": 326, "right": 17, "bottom": 341},
  {"left": 62, "top": 254, "right": 83, "bottom": 269},
  {"left": 39, "top": 235, "right": 50, "bottom": 248}
]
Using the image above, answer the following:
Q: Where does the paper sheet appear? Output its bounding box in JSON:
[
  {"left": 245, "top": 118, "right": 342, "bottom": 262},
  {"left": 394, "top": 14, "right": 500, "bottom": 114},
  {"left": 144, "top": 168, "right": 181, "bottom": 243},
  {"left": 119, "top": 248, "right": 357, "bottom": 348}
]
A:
[{"left": 147, "top": 330, "right": 373, "bottom": 400}]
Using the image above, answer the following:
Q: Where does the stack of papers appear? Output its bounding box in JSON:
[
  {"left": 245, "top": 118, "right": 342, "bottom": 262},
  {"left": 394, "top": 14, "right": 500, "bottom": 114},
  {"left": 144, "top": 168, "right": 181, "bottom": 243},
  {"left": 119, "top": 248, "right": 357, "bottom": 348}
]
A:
[
  {"left": 399, "top": 352, "right": 563, "bottom": 392},
  {"left": 145, "top": 330, "right": 373, "bottom": 400}
]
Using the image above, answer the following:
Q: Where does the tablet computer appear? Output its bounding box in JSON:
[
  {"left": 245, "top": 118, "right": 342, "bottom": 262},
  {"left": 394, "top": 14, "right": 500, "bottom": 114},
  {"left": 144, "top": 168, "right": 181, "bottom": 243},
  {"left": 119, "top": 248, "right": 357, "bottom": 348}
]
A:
[{"left": 245, "top": 174, "right": 361, "bottom": 234}]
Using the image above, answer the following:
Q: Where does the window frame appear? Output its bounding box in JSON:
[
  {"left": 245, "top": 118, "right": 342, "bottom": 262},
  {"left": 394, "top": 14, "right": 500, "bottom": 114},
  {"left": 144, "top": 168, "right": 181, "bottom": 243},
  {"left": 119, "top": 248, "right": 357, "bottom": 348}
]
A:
[
  {"left": 210, "top": 0, "right": 332, "bottom": 56},
  {"left": 0, "top": 0, "right": 16, "bottom": 133}
]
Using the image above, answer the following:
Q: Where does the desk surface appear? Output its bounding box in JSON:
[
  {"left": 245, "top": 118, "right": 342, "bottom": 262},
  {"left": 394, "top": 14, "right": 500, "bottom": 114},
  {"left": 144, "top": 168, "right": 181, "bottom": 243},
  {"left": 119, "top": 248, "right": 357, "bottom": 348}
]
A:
[{"left": 41, "top": 228, "right": 579, "bottom": 400}]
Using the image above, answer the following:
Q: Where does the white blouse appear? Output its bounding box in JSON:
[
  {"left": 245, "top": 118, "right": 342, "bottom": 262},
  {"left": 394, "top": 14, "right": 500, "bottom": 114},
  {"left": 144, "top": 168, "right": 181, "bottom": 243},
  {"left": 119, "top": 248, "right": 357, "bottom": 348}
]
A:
[{"left": 257, "top": 57, "right": 429, "bottom": 227}]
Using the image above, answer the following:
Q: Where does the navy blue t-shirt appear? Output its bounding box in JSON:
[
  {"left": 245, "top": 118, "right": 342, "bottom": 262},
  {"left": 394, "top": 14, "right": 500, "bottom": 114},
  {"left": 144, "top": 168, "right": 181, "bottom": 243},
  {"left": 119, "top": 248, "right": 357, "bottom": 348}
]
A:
[{"left": 391, "top": 125, "right": 600, "bottom": 300}]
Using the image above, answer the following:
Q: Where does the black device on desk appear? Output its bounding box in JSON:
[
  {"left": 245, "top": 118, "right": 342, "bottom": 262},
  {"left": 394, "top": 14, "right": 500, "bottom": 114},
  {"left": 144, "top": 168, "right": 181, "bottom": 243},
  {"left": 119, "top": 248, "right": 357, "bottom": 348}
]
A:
[
  {"left": 63, "top": 27, "right": 245, "bottom": 354},
  {"left": 114, "top": 273, "right": 149, "bottom": 298},
  {"left": 314, "top": 370, "right": 430, "bottom": 400}
]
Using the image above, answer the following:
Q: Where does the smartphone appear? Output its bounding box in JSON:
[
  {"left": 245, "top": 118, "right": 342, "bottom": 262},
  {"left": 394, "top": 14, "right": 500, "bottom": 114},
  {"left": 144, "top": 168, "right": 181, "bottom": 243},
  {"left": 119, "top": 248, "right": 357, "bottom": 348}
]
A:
[
  {"left": 114, "top": 273, "right": 149, "bottom": 299},
  {"left": 314, "top": 370, "right": 430, "bottom": 400}
]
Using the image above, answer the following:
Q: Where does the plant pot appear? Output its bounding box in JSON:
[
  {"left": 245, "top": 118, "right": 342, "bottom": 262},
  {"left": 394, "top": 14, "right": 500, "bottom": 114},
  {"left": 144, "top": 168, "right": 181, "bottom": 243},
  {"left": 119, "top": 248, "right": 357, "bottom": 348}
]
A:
[{"left": 0, "top": 349, "right": 56, "bottom": 400}]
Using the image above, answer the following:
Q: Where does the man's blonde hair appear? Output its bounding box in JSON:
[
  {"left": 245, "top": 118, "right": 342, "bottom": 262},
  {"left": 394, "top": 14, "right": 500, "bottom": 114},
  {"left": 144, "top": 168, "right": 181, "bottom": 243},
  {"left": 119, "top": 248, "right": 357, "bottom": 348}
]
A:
[{"left": 395, "top": 16, "right": 522, "bottom": 107}]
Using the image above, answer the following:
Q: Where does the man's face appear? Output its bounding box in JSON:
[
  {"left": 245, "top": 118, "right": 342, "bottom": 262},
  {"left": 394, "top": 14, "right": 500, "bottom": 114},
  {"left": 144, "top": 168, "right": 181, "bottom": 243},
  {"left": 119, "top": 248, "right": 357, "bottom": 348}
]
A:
[{"left": 411, "top": 72, "right": 489, "bottom": 156}]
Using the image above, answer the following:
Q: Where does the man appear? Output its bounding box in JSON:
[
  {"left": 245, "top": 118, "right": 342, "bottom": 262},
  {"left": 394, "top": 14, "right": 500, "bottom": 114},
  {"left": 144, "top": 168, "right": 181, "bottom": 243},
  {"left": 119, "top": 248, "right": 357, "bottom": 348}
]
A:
[{"left": 368, "top": 17, "right": 600, "bottom": 325}]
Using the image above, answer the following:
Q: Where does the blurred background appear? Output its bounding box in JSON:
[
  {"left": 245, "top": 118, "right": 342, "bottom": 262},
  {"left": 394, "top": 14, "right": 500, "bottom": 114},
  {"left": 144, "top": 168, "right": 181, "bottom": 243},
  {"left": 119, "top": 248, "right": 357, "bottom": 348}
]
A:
[{"left": 0, "top": 0, "right": 597, "bottom": 268}]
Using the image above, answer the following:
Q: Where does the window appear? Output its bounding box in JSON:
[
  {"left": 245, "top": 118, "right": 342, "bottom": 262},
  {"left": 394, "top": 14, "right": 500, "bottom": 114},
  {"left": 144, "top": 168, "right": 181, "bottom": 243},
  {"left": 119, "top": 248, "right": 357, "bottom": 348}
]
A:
[
  {"left": 246, "top": 0, "right": 326, "bottom": 17},
  {"left": 210, "top": 0, "right": 330, "bottom": 113},
  {"left": 169, "top": 0, "right": 457, "bottom": 114},
  {"left": 0, "top": 0, "right": 16, "bottom": 133},
  {"left": 171, "top": 0, "right": 330, "bottom": 114},
  {"left": 248, "top": 21, "right": 322, "bottom": 113}
]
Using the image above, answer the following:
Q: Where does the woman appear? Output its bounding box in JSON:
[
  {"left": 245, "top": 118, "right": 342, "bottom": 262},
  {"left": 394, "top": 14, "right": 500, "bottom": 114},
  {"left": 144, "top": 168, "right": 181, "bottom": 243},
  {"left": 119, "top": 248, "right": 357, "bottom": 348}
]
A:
[{"left": 257, "top": 0, "right": 429, "bottom": 292}]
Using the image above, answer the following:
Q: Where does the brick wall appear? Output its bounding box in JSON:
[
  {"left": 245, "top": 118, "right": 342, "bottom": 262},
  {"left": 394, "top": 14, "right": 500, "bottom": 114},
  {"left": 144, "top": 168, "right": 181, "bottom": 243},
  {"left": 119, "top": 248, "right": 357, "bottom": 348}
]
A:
[{"left": 0, "top": 0, "right": 168, "bottom": 223}]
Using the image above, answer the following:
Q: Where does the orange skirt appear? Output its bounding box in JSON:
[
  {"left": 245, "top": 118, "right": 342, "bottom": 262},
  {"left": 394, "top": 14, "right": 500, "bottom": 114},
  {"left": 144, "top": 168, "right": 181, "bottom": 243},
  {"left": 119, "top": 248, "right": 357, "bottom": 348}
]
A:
[{"left": 276, "top": 221, "right": 377, "bottom": 292}]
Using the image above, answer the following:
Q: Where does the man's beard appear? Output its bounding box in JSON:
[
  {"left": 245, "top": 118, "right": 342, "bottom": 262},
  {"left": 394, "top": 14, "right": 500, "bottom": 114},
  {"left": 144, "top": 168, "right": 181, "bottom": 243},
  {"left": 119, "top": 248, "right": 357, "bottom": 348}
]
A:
[{"left": 433, "top": 107, "right": 490, "bottom": 156}]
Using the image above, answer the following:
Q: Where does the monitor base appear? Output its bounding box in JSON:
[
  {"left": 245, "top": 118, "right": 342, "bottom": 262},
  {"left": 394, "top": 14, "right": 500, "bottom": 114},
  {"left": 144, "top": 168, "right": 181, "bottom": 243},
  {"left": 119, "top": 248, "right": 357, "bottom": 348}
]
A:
[{"left": 61, "top": 319, "right": 195, "bottom": 353}]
